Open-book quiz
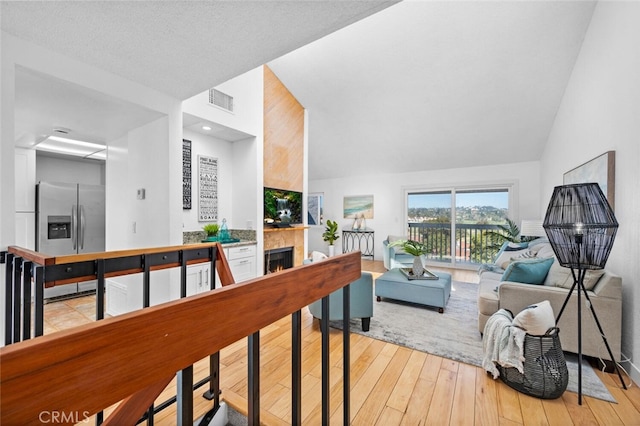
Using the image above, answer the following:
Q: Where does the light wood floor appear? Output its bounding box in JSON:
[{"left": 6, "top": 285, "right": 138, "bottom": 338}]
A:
[{"left": 41, "top": 260, "right": 639, "bottom": 425}]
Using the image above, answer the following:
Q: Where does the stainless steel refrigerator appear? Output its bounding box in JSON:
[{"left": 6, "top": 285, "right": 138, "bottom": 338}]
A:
[{"left": 36, "top": 181, "right": 105, "bottom": 299}]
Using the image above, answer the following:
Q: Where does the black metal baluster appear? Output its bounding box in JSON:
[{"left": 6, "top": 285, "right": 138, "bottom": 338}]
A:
[
  {"left": 34, "top": 266, "right": 44, "bottom": 337},
  {"left": 321, "top": 295, "right": 330, "bottom": 425},
  {"left": 248, "top": 332, "right": 260, "bottom": 425},
  {"left": 143, "top": 254, "right": 151, "bottom": 308},
  {"left": 180, "top": 250, "right": 187, "bottom": 298},
  {"left": 292, "top": 310, "right": 302, "bottom": 425},
  {"left": 343, "top": 284, "right": 351, "bottom": 425},
  {"left": 13, "top": 257, "right": 22, "bottom": 343},
  {"left": 177, "top": 366, "right": 194, "bottom": 424},
  {"left": 4, "top": 253, "right": 14, "bottom": 345},
  {"left": 22, "top": 261, "right": 32, "bottom": 341},
  {"left": 95, "top": 259, "right": 106, "bottom": 425},
  {"left": 96, "top": 259, "right": 105, "bottom": 320}
]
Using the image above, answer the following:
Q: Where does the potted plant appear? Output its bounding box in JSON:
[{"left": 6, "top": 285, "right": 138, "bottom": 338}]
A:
[
  {"left": 322, "top": 219, "right": 340, "bottom": 256},
  {"left": 203, "top": 223, "right": 220, "bottom": 242},
  {"left": 484, "top": 218, "right": 537, "bottom": 256},
  {"left": 390, "top": 239, "right": 429, "bottom": 277}
]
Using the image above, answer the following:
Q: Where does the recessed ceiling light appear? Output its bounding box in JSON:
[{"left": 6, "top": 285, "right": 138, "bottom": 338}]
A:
[{"left": 202, "top": 125, "right": 212, "bottom": 131}]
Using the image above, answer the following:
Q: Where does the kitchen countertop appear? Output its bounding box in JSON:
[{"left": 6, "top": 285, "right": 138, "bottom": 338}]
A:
[
  {"left": 183, "top": 229, "right": 256, "bottom": 245},
  {"left": 219, "top": 240, "right": 256, "bottom": 248}
]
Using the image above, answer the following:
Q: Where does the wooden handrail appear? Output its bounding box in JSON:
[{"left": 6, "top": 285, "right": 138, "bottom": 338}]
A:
[
  {"left": 7, "top": 242, "right": 235, "bottom": 287},
  {"left": 6, "top": 245, "right": 55, "bottom": 266},
  {"left": 0, "top": 251, "right": 361, "bottom": 424}
]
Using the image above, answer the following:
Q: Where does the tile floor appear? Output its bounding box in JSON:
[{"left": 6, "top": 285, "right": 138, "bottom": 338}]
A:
[{"left": 42, "top": 294, "right": 106, "bottom": 334}]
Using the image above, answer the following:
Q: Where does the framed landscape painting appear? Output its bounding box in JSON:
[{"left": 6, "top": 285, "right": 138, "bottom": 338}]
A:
[
  {"left": 563, "top": 151, "right": 615, "bottom": 210},
  {"left": 343, "top": 195, "right": 374, "bottom": 219}
]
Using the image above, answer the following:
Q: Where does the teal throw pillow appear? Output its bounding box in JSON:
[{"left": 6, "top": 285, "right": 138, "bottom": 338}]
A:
[{"left": 501, "top": 257, "right": 554, "bottom": 285}]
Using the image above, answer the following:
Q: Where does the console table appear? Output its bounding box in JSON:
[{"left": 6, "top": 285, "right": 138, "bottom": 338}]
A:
[{"left": 342, "top": 228, "right": 375, "bottom": 260}]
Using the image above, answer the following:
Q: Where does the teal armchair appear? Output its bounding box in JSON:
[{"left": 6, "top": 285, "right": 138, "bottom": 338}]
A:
[
  {"left": 307, "top": 266, "right": 373, "bottom": 332},
  {"left": 382, "top": 236, "right": 414, "bottom": 270}
]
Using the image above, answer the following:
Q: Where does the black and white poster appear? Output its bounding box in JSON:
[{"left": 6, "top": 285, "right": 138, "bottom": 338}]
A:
[
  {"left": 198, "top": 155, "right": 218, "bottom": 221},
  {"left": 183, "top": 139, "right": 192, "bottom": 209}
]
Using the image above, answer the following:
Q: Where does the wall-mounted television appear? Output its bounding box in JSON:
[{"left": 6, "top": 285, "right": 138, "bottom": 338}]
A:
[{"left": 264, "top": 187, "right": 303, "bottom": 227}]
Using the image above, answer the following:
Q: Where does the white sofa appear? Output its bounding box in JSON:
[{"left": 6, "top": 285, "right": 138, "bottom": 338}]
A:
[{"left": 477, "top": 239, "right": 622, "bottom": 362}]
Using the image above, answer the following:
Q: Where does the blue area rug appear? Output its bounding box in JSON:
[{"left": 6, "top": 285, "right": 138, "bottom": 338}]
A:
[{"left": 332, "top": 279, "right": 616, "bottom": 403}]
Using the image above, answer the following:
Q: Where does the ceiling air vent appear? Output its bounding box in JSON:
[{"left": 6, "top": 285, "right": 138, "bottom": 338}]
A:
[{"left": 209, "top": 88, "right": 234, "bottom": 113}]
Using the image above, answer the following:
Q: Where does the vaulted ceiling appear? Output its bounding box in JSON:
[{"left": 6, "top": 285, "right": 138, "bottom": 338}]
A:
[
  {"left": 268, "top": 1, "right": 596, "bottom": 180},
  {"left": 2, "top": 1, "right": 596, "bottom": 180}
]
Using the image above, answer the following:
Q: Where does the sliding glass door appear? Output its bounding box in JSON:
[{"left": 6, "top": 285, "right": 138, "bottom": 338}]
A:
[{"left": 407, "top": 187, "right": 510, "bottom": 267}]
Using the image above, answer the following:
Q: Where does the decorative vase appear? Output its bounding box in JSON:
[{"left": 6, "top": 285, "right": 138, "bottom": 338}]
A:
[
  {"left": 328, "top": 245, "right": 335, "bottom": 257},
  {"left": 412, "top": 255, "right": 425, "bottom": 277}
]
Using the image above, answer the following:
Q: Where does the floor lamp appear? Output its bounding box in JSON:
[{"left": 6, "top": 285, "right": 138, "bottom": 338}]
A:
[{"left": 542, "top": 183, "right": 627, "bottom": 404}]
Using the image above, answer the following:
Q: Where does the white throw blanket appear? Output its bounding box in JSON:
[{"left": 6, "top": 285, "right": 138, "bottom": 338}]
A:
[{"left": 482, "top": 309, "right": 527, "bottom": 379}]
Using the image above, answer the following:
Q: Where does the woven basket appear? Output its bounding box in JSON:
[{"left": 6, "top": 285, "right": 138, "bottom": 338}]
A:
[{"left": 497, "top": 327, "right": 569, "bottom": 399}]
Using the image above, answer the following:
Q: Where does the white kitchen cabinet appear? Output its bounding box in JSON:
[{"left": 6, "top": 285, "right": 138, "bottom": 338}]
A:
[
  {"left": 212, "top": 244, "right": 258, "bottom": 285},
  {"left": 107, "top": 243, "right": 256, "bottom": 315},
  {"left": 186, "top": 262, "right": 212, "bottom": 296},
  {"left": 184, "top": 245, "right": 255, "bottom": 295},
  {"left": 226, "top": 244, "right": 257, "bottom": 282},
  {"left": 106, "top": 270, "right": 173, "bottom": 316}
]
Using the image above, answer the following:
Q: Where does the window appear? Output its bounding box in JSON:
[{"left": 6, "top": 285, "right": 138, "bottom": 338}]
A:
[{"left": 406, "top": 186, "right": 511, "bottom": 266}]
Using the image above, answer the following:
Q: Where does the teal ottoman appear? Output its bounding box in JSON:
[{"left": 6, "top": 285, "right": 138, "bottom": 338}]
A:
[{"left": 375, "top": 268, "right": 452, "bottom": 313}]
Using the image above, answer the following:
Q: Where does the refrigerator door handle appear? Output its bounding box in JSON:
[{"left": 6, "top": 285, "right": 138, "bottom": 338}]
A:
[
  {"left": 71, "top": 205, "right": 77, "bottom": 250},
  {"left": 80, "top": 205, "right": 86, "bottom": 250}
]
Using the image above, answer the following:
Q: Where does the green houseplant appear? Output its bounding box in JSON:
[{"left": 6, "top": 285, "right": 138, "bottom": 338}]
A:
[
  {"left": 203, "top": 223, "right": 220, "bottom": 241},
  {"left": 483, "top": 218, "right": 537, "bottom": 258},
  {"left": 322, "top": 219, "right": 340, "bottom": 256},
  {"left": 390, "top": 239, "right": 429, "bottom": 277}
]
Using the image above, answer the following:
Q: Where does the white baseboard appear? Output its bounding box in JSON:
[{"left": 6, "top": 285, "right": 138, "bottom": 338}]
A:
[{"left": 621, "top": 353, "right": 639, "bottom": 388}]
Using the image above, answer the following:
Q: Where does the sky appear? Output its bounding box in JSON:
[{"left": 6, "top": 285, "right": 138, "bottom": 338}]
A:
[{"left": 408, "top": 191, "right": 508, "bottom": 209}]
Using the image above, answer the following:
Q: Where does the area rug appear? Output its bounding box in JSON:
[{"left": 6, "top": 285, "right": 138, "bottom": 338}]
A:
[{"left": 331, "top": 279, "right": 616, "bottom": 403}]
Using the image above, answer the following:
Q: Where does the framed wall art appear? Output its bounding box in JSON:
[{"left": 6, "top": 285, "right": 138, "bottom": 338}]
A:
[
  {"left": 343, "top": 195, "right": 374, "bottom": 219},
  {"left": 182, "top": 139, "right": 192, "bottom": 209},
  {"left": 563, "top": 150, "right": 615, "bottom": 210},
  {"left": 308, "top": 192, "right": 324, "bottom": 225},
  {"left": 198, "top": 155, "right": 218, "bottom": 221}
]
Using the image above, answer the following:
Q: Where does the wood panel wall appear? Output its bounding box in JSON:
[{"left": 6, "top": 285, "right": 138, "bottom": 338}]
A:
[
  {"left": 263, "top": 227, "right": 306, "bottom": 268},
  {"left": 263, "top": 65, "right": 304, "bottom": 191}
]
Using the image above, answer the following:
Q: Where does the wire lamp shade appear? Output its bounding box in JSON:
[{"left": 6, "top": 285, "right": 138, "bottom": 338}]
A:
[{"left": 543, "top": 183, "right": 618, "bottom": 270}]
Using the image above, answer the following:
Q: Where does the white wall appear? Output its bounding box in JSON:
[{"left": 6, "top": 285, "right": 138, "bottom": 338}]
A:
[
  {"left": 540, "top": 1, "right": 640, "bottom": 384},
  {"left": 182, "top": 66, "right": 264, "bottom": 233},
  {"left": 36, "top": 154, "right": 105, "bottom": 185},
  {"left": 182, "top": 129, "right": 235, "bottom": 232},
  {"left": 183, "top": 67, "right": 263, "bottom": 137},
  {"left": 1, "top": 32, "right": 183, "bottom": 344},
  {"left": 105, "top": 134, "right": 131, "bottom": 250},
  {"left": 121, "top": 117, "right": 173, "bottom": 248},
  {"left": 309, "top": 160, "right": 540, "bottom": 261},
  {"left": 231, "top": 137, "right": 260, "bottom": 231}
]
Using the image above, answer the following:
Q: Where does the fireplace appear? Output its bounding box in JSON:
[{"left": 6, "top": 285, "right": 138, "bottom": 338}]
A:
[{"left": 265, "top": 246, "right": 294, "bottom": 274}]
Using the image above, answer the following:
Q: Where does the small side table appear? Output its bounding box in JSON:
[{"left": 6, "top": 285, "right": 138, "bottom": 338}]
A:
[{"left": 342, "top": 228, "right": 375, "bottom": 260}]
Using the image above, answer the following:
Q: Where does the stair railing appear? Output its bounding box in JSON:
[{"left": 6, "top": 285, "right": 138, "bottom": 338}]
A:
[{"left": 1, "top": 245, "right": 361, "bottom": 425}]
